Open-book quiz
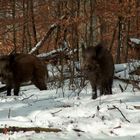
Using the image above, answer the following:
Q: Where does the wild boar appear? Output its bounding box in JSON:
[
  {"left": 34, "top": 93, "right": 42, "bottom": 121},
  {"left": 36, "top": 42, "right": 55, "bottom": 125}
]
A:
[
  {"left": 0, "top": 53, "right": 47, "bottom": 96},
  {"left": 82, "top": 43, "right": 114, "bottom": 99}
]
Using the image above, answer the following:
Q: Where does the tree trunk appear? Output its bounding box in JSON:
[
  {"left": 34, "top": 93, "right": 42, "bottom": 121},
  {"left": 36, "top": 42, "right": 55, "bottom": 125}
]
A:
[
  {"left": 12, "top": 0, "right": 17, "bottom": 52},
  {"left": 109, "top": 22, "right": 118, "bottom": 51},
  {"left": 89, "top": 0, "right": 94, "bottom": 46},
  {"left": 30, "top": 0, "right": 38, "bottom": 45},
  {"left": 26, "top": 0, "right": 32, "bottom": 52},
  {"left": 22, "top": 0, "right": 26, "bottom": 52},
  {"left": 115, "top": 16, "right": 123, "bottom": 64},
  {"left": 125, "top": 20, "right": 130, "bottom": 62}
]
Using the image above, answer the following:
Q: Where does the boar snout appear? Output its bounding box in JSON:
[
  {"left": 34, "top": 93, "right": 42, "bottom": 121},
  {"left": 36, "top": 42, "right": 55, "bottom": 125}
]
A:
[{"left": 83, "top": 62, "right": 100, "bottom": 72}]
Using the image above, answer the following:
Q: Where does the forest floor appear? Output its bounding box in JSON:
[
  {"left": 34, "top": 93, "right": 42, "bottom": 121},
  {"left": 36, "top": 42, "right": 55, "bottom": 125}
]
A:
[{"left": 0, "top": 80, "right": 140, "bottom": 140}]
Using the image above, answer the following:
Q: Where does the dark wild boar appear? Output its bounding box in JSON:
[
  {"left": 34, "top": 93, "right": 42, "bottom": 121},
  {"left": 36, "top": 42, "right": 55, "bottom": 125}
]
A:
[
  {"left": 82, "top": 43, "right": 114, "bottom": 99},
  {"left": 0, "top": 53, "right": 47, "bottom": 96}
]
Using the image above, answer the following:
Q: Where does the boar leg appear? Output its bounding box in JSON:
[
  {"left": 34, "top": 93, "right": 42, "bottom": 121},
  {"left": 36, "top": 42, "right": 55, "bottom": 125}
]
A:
[
  {"left": 108, "top": 84, "right": 112, "bottom": 95},
  {"left": 7, "top": 86, "right": 12, "bottom": 96},
  {"left": 104, "top": 81, "right": 112, "bottom": 95},
  {"left": 6, "top": 81, "right": 12, "bottom": 96},
  {"left": 91, "top": 84, "right": 97, "bottom": 99},
  {"left": 99, "top": 86, "right": 104, "bottom": 96},
  {"left": 13, "top": 83, "right": 20, "bottom": 96}
]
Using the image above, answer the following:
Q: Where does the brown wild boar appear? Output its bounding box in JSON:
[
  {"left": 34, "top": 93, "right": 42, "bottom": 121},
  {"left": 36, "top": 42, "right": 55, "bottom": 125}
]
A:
[
  {"left": 0, "top": 53, "right": 47, "bottom": 96},
  {"left": 82, "top": 43, "right": 114, "bottom": 99}
]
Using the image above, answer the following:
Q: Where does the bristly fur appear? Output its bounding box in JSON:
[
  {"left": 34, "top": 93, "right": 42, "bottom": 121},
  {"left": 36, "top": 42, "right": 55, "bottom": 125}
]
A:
[
  {"left": 0, "top": 53, "right": 47, "bottom": 96},
  {"left": 82, "top": 43, "right": 114, "bottom": 99}
]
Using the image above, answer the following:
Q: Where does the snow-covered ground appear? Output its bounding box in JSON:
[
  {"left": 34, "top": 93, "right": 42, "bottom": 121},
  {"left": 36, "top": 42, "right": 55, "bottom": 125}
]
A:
[
  {"left": 115, "top": 60, "right": 140, "bottom": 81},
  {"left": 0, "top": 79, "right": 140, "bottom": 140}
]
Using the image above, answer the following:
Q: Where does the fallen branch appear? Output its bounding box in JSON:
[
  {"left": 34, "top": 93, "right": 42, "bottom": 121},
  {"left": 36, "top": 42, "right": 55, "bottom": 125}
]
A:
[
  {"left": 29, "top": 15, "right": 68, "bottom": 54},
  {"left": 113, "top": 105, "right": 130, "bottom": 123},
  {"left": 109, "top": 105, "right": 130, "bottom": 123},
  {"left": 37, "top": 41, "right": 69, "bottom": 61},
  {"left": 29, "top": 24, "right": 57, "bottom": 54},
  {"left": 0, "top": 86, "right": 7, "bottom": 93},
  {"left": 133, "top": 106, "right": 140, "bottom": 110},
  {"left": 129, "top": 66, "right": 140, "bottom": 75},
  {"left": 51, "top": 109, "right": 62, "bottom": 116},
  {"left": 113, "top": 125, "right": 121, "bottom": 129},
  {"left": 0, "top": 126, "right": 61, "bottom": 133}
]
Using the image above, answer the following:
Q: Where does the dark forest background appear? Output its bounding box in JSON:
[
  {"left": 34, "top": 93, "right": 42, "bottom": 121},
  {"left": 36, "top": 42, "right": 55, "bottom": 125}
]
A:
[{"left": 0, "top": 0, "right": 140, "bottom": 63}]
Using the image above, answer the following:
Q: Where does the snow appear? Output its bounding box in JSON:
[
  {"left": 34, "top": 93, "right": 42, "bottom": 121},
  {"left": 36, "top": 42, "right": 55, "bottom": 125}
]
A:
[
  {"left": 115, "top": 63, "right": 127, "bottom": 73},
  {"left": 0, "top": 79, "right": 140, "bottom": 139},
  {"left": 29, "top": 41, "right": 42, "bottom": 54},
  {"left": 37, "top": 41, "right": 68, "bottom": 59},
  {"left": 130, "top": 38, "right": 140, "bottom": 45},
  {"left": 50, "top": 24, "right": 57, "bottom": 28},
  {"left": 115, "top": 60, "right": 140, "bottom": 81}
]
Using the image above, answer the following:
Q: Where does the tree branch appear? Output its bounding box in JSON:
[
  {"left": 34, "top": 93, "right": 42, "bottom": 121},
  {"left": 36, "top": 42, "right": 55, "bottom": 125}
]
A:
[
  {"left": 29, "top": 15, "right": 69, "bottom": 54},
  {"left": 114, "top": 76, "right": 140, "bottom": 90}
]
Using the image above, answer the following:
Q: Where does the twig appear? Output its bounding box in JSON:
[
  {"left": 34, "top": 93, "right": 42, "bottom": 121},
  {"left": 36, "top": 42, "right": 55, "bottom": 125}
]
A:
[
  {"left": 21, "top": 94, "right": 34, "bottom": 101},
  {"left": 73, "top": 128, "right": 85, "bottom": 132},
  {"left": 51, "top": 109, "right": 62, "bottom": 116},
  {"left": 0, "top": 126, "right": 61, "bottom": 133},
  {"left": 114, "top": 76, "right": 140, "bottom": 90},
  {"left": 113, "top": 105, "right": 130, "bottom": 123},
  {"left": 8, "top": 109, "right": 11, "bottom": 118},
  {"left": 119, "top": 84, "right": 124, "bottom": 92},
  {"left": 68, "top": 81, "right": 89, "bottom": 98}
]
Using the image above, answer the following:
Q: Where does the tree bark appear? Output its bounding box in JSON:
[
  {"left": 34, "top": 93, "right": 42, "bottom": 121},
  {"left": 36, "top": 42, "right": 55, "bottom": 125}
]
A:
[
  {"left": 115, "top": 16, "right": 123, "bottom": 64},
  {"left": 22, "top": 0, "right": 26, "bottom": 52},
  {"left": 109, "top": 22, "right": 118, "bottom": 51},
  {"left": 30, "top": 0, "right": 38, "bottom": 45},
  {"left": 12, "top": 0, "right": 17, "bottom": 52},
  {"left": 26, "top": 0, "right": 32, "bottom": 52}
]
